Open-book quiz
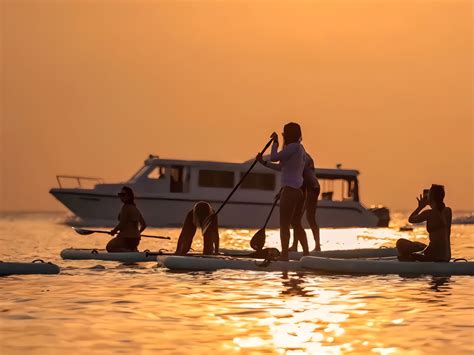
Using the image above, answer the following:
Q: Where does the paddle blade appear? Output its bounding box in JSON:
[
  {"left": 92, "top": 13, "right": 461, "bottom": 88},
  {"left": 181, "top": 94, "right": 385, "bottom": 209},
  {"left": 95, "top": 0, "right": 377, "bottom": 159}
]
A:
[
  {"left": 72, "top": 227, "right": 95, "bottom": 235},
  {"left": 250, "top": 228, "right": 266, "bottom": 251}
]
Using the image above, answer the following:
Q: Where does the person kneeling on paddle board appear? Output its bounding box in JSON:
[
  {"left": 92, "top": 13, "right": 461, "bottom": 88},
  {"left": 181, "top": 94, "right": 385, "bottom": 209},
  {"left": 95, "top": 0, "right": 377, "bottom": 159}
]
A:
[
  {"left": 175, "top": 201, "right": 219, "bottom": 255},
  {"left": 107, "top": 186, "right": 147, "bottom": 252}
]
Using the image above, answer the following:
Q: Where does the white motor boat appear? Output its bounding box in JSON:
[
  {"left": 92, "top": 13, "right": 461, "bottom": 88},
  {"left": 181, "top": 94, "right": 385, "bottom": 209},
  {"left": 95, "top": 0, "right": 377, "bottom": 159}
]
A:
[{"left": 50, "top": 155, "right": 389, "bottom": 228}]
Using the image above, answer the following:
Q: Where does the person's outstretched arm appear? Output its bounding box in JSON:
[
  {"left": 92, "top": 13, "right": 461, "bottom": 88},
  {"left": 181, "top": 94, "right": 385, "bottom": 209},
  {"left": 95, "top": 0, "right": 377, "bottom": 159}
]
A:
[
  {"left": 264, "top": 162, "right": 282, "bottom": 171},
  {"left": 212, "top": 225, "right": 220, "bottom": 255},
  {"left": 408, "top": 194, "right": 430, "bottom": 224},
  {"left": 138, "top": 210, "right": 147, "bottom": 234},
  {"left": 256, "top": 153, "right": 281, "bottom": 171},
  {"left": 175, "top": 211, "right": 196, "bottom": 255},
  {"left": 110, "top": 206, "right": 126, "bottom": 235}
]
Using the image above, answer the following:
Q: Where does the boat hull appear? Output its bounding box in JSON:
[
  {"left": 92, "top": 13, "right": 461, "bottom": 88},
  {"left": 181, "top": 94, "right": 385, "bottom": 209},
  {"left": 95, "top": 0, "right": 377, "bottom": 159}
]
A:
[{"left": 50, "top": 189, "right": 381, "bottom": 228}]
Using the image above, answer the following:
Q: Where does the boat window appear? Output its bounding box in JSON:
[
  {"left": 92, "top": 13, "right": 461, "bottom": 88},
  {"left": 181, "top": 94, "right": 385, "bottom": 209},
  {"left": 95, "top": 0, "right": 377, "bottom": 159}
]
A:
[
  {"left": 170, "top": 166, "right": 189, "bottom": 193},
  {"left": 240, "top": 173, "right": 275, "bottom": 191},
  {"left": 198, "top": 170, "right": 234, "bottom": 188},
  {"left": 319, "top": 178, "right": 358, "bottom": 202},
  {"left": 147, "top": 167, "right": 166, "bottom": 180}
]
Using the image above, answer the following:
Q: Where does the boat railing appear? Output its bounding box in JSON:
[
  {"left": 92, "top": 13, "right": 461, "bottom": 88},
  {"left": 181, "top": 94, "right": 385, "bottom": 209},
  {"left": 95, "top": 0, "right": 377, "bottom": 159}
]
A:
[{"left": 56, "top": 175, "right": 104, "bottom": 188}]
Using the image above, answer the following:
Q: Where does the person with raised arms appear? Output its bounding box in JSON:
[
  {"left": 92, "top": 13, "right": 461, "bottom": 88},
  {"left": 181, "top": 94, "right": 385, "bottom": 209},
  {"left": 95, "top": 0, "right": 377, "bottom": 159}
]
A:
[
  {"left": 257, "top": 122, "right": 309, "bottom": 261},
  {"left": 396, "top": 184, "right": 452, "bottom": 262},
  {"left": 175, "top": 201, "right": 219, "bottom": 255},
  {"left": 107, "top": 186, "right": 147, "bottom": 252}
]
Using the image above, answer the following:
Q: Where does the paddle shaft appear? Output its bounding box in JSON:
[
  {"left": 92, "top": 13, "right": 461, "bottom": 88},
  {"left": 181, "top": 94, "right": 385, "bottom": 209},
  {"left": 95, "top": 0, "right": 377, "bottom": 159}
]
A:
[
  {"left": 78, "top": 229, "right": 170, "bottom": 240},
  {"left": 263, "top": 194, "right": 280, "bottom": 229},
  {"left": 214, "top": 138, "right": 274, "bottom": 216}
]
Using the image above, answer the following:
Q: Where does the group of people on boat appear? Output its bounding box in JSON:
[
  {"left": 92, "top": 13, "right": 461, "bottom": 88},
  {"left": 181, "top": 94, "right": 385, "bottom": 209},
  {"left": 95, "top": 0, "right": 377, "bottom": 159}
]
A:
[{"left": 106, "top": 122, "right": 452, "bottom": 263}]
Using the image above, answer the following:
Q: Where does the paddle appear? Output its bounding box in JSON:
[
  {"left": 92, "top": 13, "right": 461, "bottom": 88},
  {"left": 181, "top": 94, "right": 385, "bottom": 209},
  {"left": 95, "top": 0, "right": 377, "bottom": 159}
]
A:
[
  {"left": 72, "top": 227, "right": 171, "bottom": 240},
  {"left": 250, "top": 193, "right": 280, "bottom": 250},
  {"left": 202, "top": 137, "right": 275, "bottom": 234}
]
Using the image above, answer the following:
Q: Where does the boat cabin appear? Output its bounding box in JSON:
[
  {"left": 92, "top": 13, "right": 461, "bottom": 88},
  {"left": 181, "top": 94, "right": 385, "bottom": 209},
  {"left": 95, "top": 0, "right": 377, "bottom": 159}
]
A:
[{"left": 125, "top": 155, "right": 360, "bottom": 202}]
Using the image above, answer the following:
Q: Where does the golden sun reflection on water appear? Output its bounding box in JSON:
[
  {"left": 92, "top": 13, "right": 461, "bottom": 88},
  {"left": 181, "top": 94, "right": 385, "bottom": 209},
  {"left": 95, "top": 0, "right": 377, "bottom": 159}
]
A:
[
  {"left": 219, "top": 227, "right": 403, "bottom": 253},
  {"left": 228, "top": 284, "right": 357, "bottom": 354}
]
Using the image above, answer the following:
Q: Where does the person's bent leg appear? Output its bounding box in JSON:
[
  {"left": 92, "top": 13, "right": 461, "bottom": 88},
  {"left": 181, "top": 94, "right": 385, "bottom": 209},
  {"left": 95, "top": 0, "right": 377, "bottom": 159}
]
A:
[
  {"left": 175, "top": 211, "right": 197, "bottom": 255},
  {"left": 106, "top": 237, "right": 121, "bottom": 252},
  {"left": 106, "top": 237, "right": 132, "bottom": 252},
  {"left": 396, "top": 238, "right": 426, "bottom": 261},
  {"left": 124, "top": 238, "right": 140, "bottom": 252},
  {"left": 203, "top": 234, "right": 214, "bottom": 255}
]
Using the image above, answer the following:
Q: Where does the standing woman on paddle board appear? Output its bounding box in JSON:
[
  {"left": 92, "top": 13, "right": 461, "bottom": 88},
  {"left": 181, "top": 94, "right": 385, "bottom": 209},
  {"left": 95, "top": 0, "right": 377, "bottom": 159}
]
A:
[
  {"left": 107, "top": 186, "right": 147, "bottom": 252},
  {"left": 257, "top": 122, "right": 309, "bottom": 261},
  {"left": 175, "top": 201, "right": 219, "bottom": 255},
  {"left": 396, "top": 184, "right": 452, "bottom": 262},
  {"left": 290, "top": 153, "right": 321, "bottom": 252}
]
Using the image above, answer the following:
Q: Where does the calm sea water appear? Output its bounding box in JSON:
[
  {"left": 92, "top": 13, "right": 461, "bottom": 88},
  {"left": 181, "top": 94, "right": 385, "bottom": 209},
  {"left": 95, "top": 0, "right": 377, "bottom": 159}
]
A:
[{"left": 0, "top": 212, "right": 473, "bottom": 355}]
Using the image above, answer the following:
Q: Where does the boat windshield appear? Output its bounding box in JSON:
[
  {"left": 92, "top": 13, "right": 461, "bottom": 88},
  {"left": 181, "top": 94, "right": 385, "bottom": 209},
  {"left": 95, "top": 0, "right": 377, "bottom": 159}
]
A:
[
  {"left": 129, "top": 165, "right": 166, "bottom": 182},
  {"left": 147, "top": 166, "right": 166, "bottom": 180},
  {"left": 129, "top": 166, "right": 149, "bottom": 182}
]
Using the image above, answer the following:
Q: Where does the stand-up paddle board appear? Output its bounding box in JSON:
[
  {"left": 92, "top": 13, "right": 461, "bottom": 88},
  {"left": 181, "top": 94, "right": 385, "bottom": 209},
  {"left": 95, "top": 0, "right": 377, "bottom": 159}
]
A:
[
  {"left": 158, "top": 255, "right": 303, "bottom": 272},
  {"left": 0, "top": 260, "right": 60, "bottom": 276},
  {"left": 301, "top": 256, "right": 474, "bottom": 275}
]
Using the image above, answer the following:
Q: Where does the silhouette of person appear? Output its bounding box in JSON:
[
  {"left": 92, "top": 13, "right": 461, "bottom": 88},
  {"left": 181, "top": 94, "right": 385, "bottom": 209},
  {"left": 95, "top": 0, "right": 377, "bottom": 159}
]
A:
[
  {"left": 175, "top": 201, "right": 219, "bottom": 255},
  {"left": 257, "top": 122, "right": 309, "bottom": 261},
  {"left": 107, "top": 186, "right": 147, "bottom": 252},
  {"left": 396, "top": 184, "right": 452, "bottom": 262},
  {"left": 290, "top": 152, "right": 321, "bottom": 252}
]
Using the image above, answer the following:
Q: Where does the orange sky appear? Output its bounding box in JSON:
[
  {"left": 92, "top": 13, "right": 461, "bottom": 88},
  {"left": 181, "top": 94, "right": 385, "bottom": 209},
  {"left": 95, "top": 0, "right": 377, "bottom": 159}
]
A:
[{"left": 1, "top": 0, "right": 472, "bottom": 212}]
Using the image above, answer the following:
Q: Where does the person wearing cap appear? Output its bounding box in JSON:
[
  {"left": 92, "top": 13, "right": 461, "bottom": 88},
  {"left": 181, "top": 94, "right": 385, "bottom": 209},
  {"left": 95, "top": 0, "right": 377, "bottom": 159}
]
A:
[
  {"left": 106, "top": 186, "right": 147, "bottom": 252},
  {"left": 175, "top": 201, "right": 220, "bottom": 255}
]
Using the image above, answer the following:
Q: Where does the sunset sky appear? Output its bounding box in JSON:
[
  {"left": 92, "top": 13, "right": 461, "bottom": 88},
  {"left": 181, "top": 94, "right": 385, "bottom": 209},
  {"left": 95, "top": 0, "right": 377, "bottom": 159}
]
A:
[{"left": 1, "top": 0, "right": 472, "bottom": 212}]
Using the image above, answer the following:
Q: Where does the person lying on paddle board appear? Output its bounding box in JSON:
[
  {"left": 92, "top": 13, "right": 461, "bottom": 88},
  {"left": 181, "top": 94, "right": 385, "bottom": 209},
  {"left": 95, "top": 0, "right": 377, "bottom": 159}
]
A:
[
  {"left": 107, "top": 186, "right": 147, "bottom": 252},
  {"left": 396, "top": 184, "right": 452, "bottom": 262},
  {"left": 256, "top": 122, "right": 309, "bottom": 261},
  {"left": 175, "top": 201, "right": 219, "bottom": 255},
  {"left": 289, "top": 152, "right": 321, "bottom": 252}
]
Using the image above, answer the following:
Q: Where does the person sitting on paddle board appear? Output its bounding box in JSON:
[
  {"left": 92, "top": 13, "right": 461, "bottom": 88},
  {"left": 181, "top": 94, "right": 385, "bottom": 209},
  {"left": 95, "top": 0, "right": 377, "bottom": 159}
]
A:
[
  {"left": 107, "top": 186, "right": 147, "bottom": 252},
  {"left": 256, "top": 122, "right": 309, "bottom": 261},
  {"left": 396, "top": 184, "right": 452, "bottom": 262},
  {"left": 175, "top": 201, "right": 219, "bottom": 255},
  {"left": 289, "top": 152, "right": 321, "bottom": 252}
]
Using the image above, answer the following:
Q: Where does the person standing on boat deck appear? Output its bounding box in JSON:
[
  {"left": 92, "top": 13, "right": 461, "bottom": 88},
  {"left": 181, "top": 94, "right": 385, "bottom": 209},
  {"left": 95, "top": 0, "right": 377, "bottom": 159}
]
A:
[
  {"left": 107, "top": 186, "right": 147, "bottom": 252},
  {"left": 396, "top": 184, "right": 452, "bottom": 262},
  {"left": 289, "top": 152, "right": 321, "bottom": 252},
  {"left": 175, "top": 201, "right": 219, "bottom": 255},
  {"left": 256, "top": 122, "right": 309, "bottom": 261}
]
